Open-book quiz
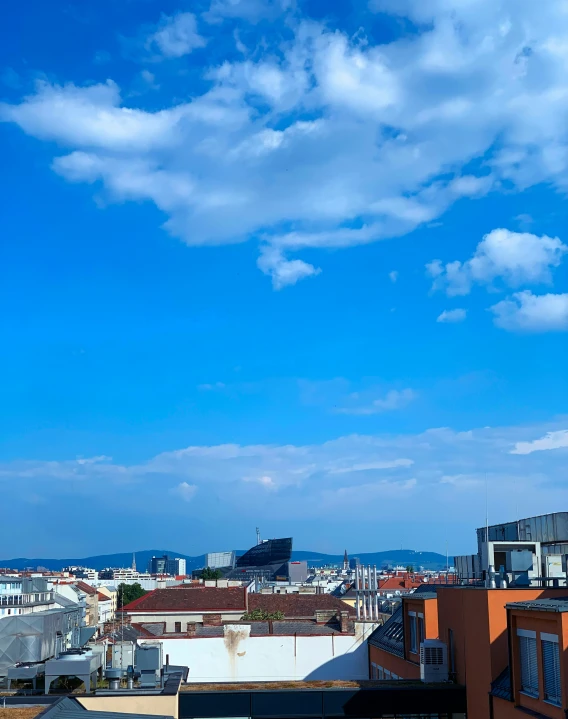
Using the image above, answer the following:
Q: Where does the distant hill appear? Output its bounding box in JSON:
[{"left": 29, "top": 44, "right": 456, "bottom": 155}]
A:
[{"left": 0, "top": 548, "right": 450, "bottom": 572}]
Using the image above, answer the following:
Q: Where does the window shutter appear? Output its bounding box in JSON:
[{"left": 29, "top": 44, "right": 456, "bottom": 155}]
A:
[
  {"left": 542, "top": 639, "right": 561, "bottom": 705},
  {"left": 519, "top": 635, "right": 539, "bottom": 696}
]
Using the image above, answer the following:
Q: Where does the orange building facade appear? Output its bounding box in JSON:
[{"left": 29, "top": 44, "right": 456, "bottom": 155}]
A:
[{"left": 368, "top": 586, "right": 567, "bottom": 719}]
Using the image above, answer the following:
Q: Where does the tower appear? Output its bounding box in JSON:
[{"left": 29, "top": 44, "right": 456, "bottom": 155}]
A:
[
  {"left": 343, "top": 549, "right": 349, "bottom": 572},
  {"left": 132, "top": 553, "right": 136, "bottom": 572}
]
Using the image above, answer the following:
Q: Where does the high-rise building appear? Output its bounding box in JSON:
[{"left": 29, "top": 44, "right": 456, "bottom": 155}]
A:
[
  {"left": 226, "top": 537, "right": 293, "bottom": 582},
  {"left": 205, "top": 551, "right": 236, "bottom": 570},
  {"left": 147, "top": 555, "right": 186, "bottom": 576}
]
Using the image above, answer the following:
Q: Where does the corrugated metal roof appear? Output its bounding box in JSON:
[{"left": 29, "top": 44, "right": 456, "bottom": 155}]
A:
[{"left": 490, "top": 667, "right": 512, "bottom": 701}]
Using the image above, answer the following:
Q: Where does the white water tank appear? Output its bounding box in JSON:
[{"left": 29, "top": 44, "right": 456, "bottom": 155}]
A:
[{"left": 420, "top": 639, "right": 448, "bottom": 682}]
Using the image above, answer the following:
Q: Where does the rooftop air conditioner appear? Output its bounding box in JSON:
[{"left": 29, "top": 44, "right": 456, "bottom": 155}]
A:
[{"left": 420, "top": 639, "right": 448, "bottom": 683}]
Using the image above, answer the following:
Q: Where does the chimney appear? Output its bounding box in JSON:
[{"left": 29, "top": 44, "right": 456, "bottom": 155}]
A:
[
  {"left": 186, "top": 623, "right": 197, "bottom": 635},
  {"left": 203, "top": 613, "right": 222, "bottom": 627},
  {"left": 339, "top": 611, "right": 350, "bottom": 633}
]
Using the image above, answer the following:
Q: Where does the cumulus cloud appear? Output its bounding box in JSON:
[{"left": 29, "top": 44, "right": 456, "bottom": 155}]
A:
[
  {"left": 5, "top": 3, "right": 568, "bottom": 284},
  {"left": 511, "top": 429, "right": 568, "bottom": 455},
  {"left": 145, "top": 13, "right": 206, "bottom": 58},
  {"left": 490, "top": 291, "right": 568, "bottom": 332},
  {"left": 437, "top": 308, "right": 467, "bottom": 323},
  {"left": 428, "top": 229, "right": 567, "bottom": 296},
  {"left": 257, "top": 246, "right": 321, "bottom": 290},
  {"left": 336, "top": 388, "right": 416, "bottom": 415},
  {"left": 170, "top": 481, "right": 198, "bottom": 502}
]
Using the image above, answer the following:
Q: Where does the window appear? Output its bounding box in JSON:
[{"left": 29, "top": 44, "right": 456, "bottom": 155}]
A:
[
  {"left": 174, "top": 621, "right": 182, "bottom": 633},
  {"left": 384, "top": 669, "right": 391, "bottom": 679},
  {"left": 418, "top": 613, "right": 425, "bottom": 646},
  {"left": 409, "top": 611, "right": 417, "bottom": 653},
  {"left": 518, "top": 629, "right": 538, "bottom": 697},
  {"left": 541, "top": 633, "right": 561, "bottom": 706},
  {"left": 378, "top": 666, "right": 384, "bottom": 680},
  {"left": 448, "top": 628, "right": 455, "bottom": 674}
]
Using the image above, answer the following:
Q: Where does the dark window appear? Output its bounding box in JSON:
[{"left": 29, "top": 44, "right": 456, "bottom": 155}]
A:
[
  {"left": 448, "top": 628, "right": 455, "bottom": 674},
  {"left": 409, "top": 613, "right": 417, "bottom": 653},
  {"left": 542, "top": 636, "right": 561, "bottom": 705},
  {"left": 174, "top": 622, "right": 181, "bottom": 633}
]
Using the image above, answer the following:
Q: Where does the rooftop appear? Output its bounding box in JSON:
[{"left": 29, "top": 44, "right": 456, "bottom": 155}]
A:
[
  {"left": 121, "top": 586, "right": 248, "bottom": 613},
  {"left": 367, "top": 606, "right": 404, "bottom": 657},
  {"left": 132, "top": 619, "right": 353, "bottom": 638},
  {"left": 247, "top": 593, "right": 356, "bottom": 618},
  {"left": 506, "top": 596, "right": 568, "bottom": 612}
]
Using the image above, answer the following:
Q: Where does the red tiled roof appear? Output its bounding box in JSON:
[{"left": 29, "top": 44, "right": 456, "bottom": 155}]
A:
[
  {"left": 75, "top": 581, "right": 97, "bottom": 595},
  {"left": 97, "top": 592, "right": 112, "bottom": 602},
  {"left": 248, "top": 594, "right": 356, "bottom": 618},
  {"left": 121, "top": 586, "right": 248, "bottom": 613},
  {"left": 377, "top": 577, "right": 423, "bottom": 591}
]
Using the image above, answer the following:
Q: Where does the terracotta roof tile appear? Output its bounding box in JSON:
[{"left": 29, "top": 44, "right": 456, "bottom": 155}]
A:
[
  {"left": 248, "top": 593, "right": 356, "bottom": 618},
  {"left": 122, "top": 586, "right": 248, "bottom": 613}
]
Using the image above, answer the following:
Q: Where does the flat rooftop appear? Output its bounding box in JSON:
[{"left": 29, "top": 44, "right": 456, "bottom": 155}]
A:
[
  {"left": 179, "top": 680, "right": 438, "bottom": 691},
  {"left": 507, "top": 597, "right": 568, "bottom": 612}
]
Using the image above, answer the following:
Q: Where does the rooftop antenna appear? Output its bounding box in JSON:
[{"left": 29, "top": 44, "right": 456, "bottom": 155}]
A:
[
  {"left": 485, "top": 472, "right": 489, "bottom": 543},
  {"left": 256, "top": 527, "right": 261, "bottom": 546}
]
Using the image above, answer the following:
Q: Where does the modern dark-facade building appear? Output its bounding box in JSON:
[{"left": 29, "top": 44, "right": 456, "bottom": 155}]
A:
[
  {"left": 147, "top": 555, "right": 186, "bottom": 576},
  {"left": 226, "top": 537, "right": 294, "bottom": 582}
]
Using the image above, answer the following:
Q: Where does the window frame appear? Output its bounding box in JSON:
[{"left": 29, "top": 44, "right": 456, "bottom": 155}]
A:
[
  {"left": 408, "top": 611, "right": 417, "bottom": 654},
  {"left": 541, "top": 633, "right": 561, "bottom": 707},
  {"left": 517, "top": 628, "right": 539, "bottom": 698}
]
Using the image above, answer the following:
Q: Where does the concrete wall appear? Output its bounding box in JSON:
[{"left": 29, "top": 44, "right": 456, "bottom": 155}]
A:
[{"left": 142, "top": 623, "right": 377, "bottom": 682}]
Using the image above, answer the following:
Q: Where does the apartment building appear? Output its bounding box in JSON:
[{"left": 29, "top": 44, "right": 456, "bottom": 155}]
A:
[{"left": 368, "top": 584, "right": 568, "bottom": 719}]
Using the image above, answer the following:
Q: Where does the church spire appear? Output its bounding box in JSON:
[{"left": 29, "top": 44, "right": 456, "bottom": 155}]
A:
[{"left": 343, "top": 549, "right": 349, "bottom": 571}]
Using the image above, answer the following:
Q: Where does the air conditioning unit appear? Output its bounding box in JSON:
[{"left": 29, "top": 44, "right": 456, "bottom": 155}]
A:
[{"left": 420, "top": 640, "right": 448, "bottom": 682}]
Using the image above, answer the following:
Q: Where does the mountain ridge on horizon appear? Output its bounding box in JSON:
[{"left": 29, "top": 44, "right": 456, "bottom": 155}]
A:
[{"left": 0, "top": 547, "right": 452, "bottom": 571}]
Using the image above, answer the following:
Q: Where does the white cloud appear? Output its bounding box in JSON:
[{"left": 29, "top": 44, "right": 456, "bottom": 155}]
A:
[
  {"left": 336, "top": 388, "right": 416, "bottom": 415},
  {"left": 5, "top": 3, "right": 568, "bottom": 284},
  {"left": 257, "top": 246, "right": 321, "bottom": 290},
  {"left": 389, "top": 270, "right": 398, "bottom": 283},
  {"left": 428, "top": 229, "right": 567, "bottom": 296},
  {"left": 146, "top": 13, "right": 206, "bottom": 58},
  {"left": 170, "top": 481, "right": 198, "bottom": 502},
  {"left": 437, "top": 308, "right": 467, "bottom": 323},
  {"left": 198, "top": 382, "right": 226, "bottom": 390},
  {"left": 243, "top": 475, "right": 278, "bottom": 490},
  {"left": 511, "top": 429, "right": 568, "bottom": 455},
  {"left": 2, "top": 421, "right": 568, "bottom": 523},
  {"left": 490, "top": 290, "right": 568, "bottom": 332}
]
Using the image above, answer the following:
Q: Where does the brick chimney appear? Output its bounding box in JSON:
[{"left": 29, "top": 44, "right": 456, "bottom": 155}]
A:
[
  {"left": 203, "top": 613, "right": 222, "bottom": 626},
  {"left": 315, "top": 609, "right": 337, "bottom": 625},
  {"left": 339, "top": 611, "right": 350, "bottom": 634},
  {"left": 186, "top": 623, "right": 197, "bottom": 635}
]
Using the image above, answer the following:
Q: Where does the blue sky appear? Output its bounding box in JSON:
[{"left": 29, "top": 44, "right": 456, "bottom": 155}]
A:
[{"left": 1, "top": 0, "right": 567, "bottom": 560}]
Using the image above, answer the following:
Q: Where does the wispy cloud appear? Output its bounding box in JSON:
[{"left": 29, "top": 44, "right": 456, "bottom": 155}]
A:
[
  {"left": 437, "top": 308, "right": 467, "bottom": 324},
  {"left": 336, "top": 388, "right": 416, "bottom": 415},
  {"left": 510, "top": 430, "right": 568, "bottom": 455}
]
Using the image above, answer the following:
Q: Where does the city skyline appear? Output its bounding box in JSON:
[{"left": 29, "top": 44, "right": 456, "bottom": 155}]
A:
[{"left": 1, "top": 0, "right": 567, "bottom": 557}]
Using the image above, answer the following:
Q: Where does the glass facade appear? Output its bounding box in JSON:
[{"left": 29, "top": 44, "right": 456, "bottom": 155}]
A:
[{"left": 236, "top": 538, "right": 293, "bottom": 568}]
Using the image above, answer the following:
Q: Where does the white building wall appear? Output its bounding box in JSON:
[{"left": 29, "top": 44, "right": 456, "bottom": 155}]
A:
[{"left": 142, "top": 623, "right": 377, "bottom": 682}]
